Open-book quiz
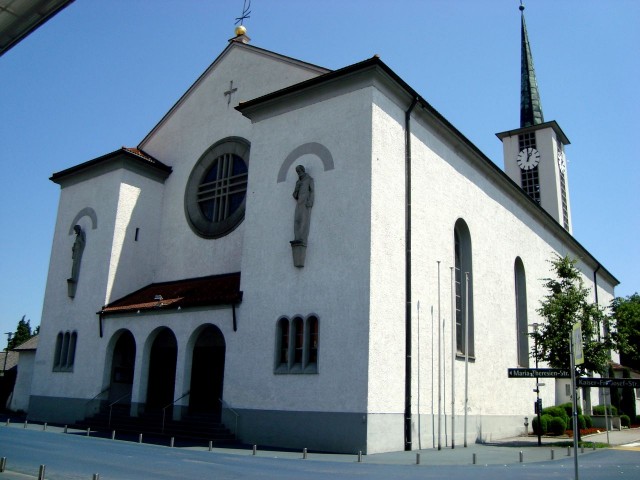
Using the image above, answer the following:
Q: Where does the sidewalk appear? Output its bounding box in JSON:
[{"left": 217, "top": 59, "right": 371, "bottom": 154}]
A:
[{"left": 0, "top": 420, "right": 639, "bottom": 479}]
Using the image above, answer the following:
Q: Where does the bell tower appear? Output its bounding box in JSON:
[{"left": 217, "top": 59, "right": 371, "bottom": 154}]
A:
[{"left": 496, "top": 4, "right": 572, "bottom": 232}]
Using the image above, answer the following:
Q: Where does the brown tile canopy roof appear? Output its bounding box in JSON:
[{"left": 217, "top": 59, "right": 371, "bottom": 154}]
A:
[{"left": 99, "top": 272, "right": 242, "bottom": 316}]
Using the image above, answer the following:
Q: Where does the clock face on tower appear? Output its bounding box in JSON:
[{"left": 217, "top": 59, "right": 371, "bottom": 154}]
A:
[{"left": 517, "top": 147, "right": 540, "bottom": 170}]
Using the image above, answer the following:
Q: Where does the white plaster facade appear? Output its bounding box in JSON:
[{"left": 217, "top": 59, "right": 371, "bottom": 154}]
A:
[{"left": 26, "top": 38, "right": 618, "bottom": 454}]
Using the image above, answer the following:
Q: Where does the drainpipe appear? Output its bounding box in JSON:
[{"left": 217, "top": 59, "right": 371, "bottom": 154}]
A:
[{"left": 404, "top": 96, "right": 419, "bottom": 451}]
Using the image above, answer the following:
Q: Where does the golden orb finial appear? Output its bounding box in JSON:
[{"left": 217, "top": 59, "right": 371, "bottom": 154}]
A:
[{"left": 235, "top": 25, "right": 247, "bottom": 36}]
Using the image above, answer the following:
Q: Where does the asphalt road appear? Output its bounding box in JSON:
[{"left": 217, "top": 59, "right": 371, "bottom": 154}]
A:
[{"left": 0, "top": 424, "right": 638, "bottom": 479}]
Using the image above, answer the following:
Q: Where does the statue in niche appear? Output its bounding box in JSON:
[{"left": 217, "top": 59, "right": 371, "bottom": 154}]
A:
[
  {"left": 68, "top": 225, "right": 85, "bottom": 288},
  {"left": 291, "top": 165, "right": 314, "bottom": 246}
]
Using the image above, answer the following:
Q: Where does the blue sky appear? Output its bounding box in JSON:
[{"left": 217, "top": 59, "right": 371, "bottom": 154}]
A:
[{"left": 1, "top": 0, "right": 638, "bottom": 338}]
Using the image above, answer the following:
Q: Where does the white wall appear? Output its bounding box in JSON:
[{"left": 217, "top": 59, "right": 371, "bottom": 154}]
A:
[{"left": 235, "top": 86, "right": 375, "bottom": 413}]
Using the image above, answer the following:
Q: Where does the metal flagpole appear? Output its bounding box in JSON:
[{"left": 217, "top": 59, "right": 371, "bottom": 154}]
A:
[
  {"left": 443, "top": 307, "right": 448, "bottom": 447},
  {"left": 450, "top": 267, "right": 456, "bottom": 449},
  {"left": 417, "top": 300, "right": 421, "bottom": 450},
  {"left": 437, "top": 261, "right": 442, "bottom": 450},
  {"left": 431, "top": 306, "right": 435, "bottom": 449},
  {"left": 464, "top": 272, "right": 469, "bottom": 448}
]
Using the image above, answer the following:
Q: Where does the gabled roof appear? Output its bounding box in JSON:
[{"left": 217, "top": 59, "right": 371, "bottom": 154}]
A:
[
  {"left": 13, "top": 335, "right": 38, "bottom": 351},
  {"left": 0, "top": 351, "right": 18, "bottom": 371},
  {"left": 137, "top": 39, "right": 330, "bottom": 150},
  {"left": 50, "top": 146, "right": 172, "bottom": 185},
  {"left": 99, "top": 272, "right": 242, "bottom": 316}
]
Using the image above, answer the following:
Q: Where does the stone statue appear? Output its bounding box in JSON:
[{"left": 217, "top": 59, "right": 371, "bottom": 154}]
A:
[
  {"left": 69, "top": 225, "right": 85, "bottom": 284},
  {"left": 292, "top": 165, "right": 314, "bottom": 245}
]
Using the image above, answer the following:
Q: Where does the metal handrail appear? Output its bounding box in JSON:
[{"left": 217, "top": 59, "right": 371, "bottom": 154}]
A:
[
  {"left": 161, "top": 391, "right": 190, "bottom": 433},
  {"left": 219, "top": 398, "right": 239, "bottom": 436},
  {"left": 108, "top": 392, "right": 131, "bottom": 428},
  {"left": 84, "top": 386, "right": 110, "bottom": 418}
]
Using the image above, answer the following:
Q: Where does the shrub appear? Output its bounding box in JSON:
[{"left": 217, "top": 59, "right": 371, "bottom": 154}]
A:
[
  {"left": 532, "top": 415, "right": 548, "bottom": 435},
  {"left": 593, "top": 405, "right": 618, "bottom": 416},
  {"left": 548, "top": 416, "right": 567, "bottom": 435},
  {"left": 559, "top": 402, "right": 582, "bottom": 416},
  {"left": 542, "top": 406, "right": 569, "bottom": 420},
  {"left": 620, "top": 415, "right": 631, "bottom": 428},
  {"left": 577, "top": 415, "right": 587, "bottom": 430},
  {"left": 584, "top": 415, "right": 593, "bottom": 428}
]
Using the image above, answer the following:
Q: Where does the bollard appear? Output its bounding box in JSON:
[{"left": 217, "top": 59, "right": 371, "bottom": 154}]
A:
[
  {"left": 303, "top": 447, "right": 307, "bottom": 459},
  {"left": 37, "top": 465, "right": 46, "bottom": 480},
  {"left": 43, "top": 423, "right": 47, "bottom": 431},
  {"left": 592, "top": 442, "right": 596, "bottom": 451},
  {"left": 138, "top": 433, "right": 143, "bottom": 444},
  {"left": 519, "top": 451, "right": 523, "bottom": 463},
  {"left": 5, "top": 418, "right": 9, "bottom": 426},
  {"left": 567, "top": 446, "right": 571, "bottom": 457},
  {"left": 551, "top": 448, "right": 555, "bottom": 460},
  {"left": 252, "top": 445, "right": 257, "bottom": 456},
  {"left": 472, "top": 453, "right": 477, "bottom": 465},
  {"left": 416, "top": 453, "right": 421, "bottom": 465},
  {"left": 24, "top": 420, "right": 28, "bottom": 429},
  {"left": 0, "top": 457, "right": 6, "bottom": 472},
  {"left": 209, "top": 441, "right": 213, "bottom": 452},
  {"left": 64, "top": 425, "right": 68, "bottom": 434},
  {"left": 93, "top": 474, "right": 100, "bottom": 480},
  {"left": 357, "top": 451, "right": 362, "bottom": 463},
  {"left": 87, "top": 427, "right": 91, "bottom": 437},
  {"left": 170, "top": 437, "right": 174, "bottom": 448},
  {"left": 581, "top": 445, "right": 584, "bottom": 454},
  {"left": 111, "top": 430, "right": 116, "bottom": 440}
]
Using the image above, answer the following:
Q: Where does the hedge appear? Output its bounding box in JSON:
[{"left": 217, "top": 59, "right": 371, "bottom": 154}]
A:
[{"left": 593, "top": 405, "right": 618, "bottom": 416}]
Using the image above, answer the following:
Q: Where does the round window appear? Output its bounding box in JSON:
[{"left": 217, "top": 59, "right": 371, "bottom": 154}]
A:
[{"left": 185, "top": 137, "right": 250, "bottom": 238}]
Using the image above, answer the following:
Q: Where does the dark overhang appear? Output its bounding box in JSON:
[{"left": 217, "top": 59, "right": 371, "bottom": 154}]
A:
[{"left": 0, "top": 0, "right": 74, "bottom": 56}]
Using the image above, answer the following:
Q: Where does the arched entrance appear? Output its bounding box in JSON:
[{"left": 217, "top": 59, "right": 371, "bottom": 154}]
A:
[
  {"left": 109, "top": 331, "right": 136, "bottom": 404},
  {"left": 189, "top": 325, "right": 226, "bottom": 418},
  {"left": 146, "top": 328, "right": 177, "bottom": 410}
]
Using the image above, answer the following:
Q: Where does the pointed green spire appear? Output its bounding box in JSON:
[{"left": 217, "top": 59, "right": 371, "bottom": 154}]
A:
[{"left": 520, "top": 4, "right": 544, "bottom": 127}]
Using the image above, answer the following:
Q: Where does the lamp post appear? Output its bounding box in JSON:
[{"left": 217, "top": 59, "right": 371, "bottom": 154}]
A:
[
  {"left": 529, "top": 323, "right": 542, "bottom": 446},
  {"left": 1, "top": 332, "right": 13, "bottom": 378}
]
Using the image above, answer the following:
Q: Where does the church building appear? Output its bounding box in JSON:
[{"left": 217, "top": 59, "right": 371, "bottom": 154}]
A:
[{"left": 26, "top": 9, "right": 617, "bottom": 454}]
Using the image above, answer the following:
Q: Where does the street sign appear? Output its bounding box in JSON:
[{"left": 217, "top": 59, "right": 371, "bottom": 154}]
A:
[
  {"left": 572, "top": 322, "right": 584, "bottom": 366},
  {"left": 508, "top": 368, "right": 571, "bottom": 378},
  {"left": 576, "top": 377, "right": 640, "bottom": 388}
]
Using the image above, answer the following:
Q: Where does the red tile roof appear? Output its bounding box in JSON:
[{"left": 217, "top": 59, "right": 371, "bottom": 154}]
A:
[{"left": 99, "top": 272, "right": 242, "bottom": 316}]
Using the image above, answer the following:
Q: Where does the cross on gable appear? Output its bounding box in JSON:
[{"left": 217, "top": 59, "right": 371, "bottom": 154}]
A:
[{"left": 224, "top": 81, "right": 238, "bottom": 107}]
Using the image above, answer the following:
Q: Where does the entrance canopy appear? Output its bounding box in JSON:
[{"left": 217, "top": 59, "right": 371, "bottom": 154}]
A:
[{"left": 99, "top": 272, "right": 242, "bottom": 316}]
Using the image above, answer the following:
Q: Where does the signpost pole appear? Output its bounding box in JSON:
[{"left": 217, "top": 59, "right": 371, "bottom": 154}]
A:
[
  {"left": 569, "top": 326, "right": 580, "bottom": 480},
  {"left": 530, "top": 323, "right": 542, "bottom": 446}
]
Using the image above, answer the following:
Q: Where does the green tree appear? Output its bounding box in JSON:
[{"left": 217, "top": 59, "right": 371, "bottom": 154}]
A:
[
  {"left": 612, "top": 293, "right": 640, "bottom": 370},
  {"left": 7, "top": 315, "right": 37, "bottom": 350},
  {"left": 532, "top": 255, "right": 619, "bottom": 376}
]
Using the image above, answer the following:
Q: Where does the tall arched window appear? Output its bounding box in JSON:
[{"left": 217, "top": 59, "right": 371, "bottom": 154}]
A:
[
  {"left": 514, "top": 257, "right": 529, "bottom": 367},
  {"left": 61, "top": 332, "right": 70, "bottom": 368},
  {"left": 292, "top": 317, "right": 304, "bottom": 366},
  {"left": 276, "top": 318, "right": 289, "bottom": 368},
  {"left": 454, "top": 219, "right": 474, "bottom": 356},
  {"left": 53, "top": 333, "right": 63, "bottom": 369}
]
